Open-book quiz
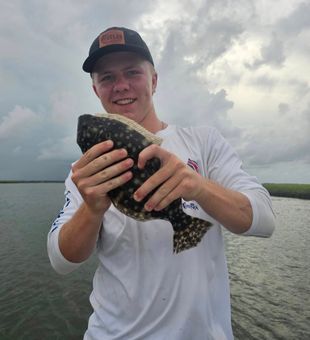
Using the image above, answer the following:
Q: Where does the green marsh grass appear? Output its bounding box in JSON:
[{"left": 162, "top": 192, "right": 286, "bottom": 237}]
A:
[{"left": 263, "top": 183, "right": 310, "bottom": 200}]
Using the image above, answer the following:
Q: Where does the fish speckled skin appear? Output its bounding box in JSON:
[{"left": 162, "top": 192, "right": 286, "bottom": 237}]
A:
[{"left": 77, "top": 113, "right": 212, "bottom": 253}]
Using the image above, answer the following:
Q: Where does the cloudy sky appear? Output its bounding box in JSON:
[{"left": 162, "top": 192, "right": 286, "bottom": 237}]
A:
[{"left": 1, "top": 0, "right": 309, "bottom": 182}]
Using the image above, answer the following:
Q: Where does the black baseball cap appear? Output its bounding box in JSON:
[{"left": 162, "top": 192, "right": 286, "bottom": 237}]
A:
[{"left": 82, "top": 27, "right": 154, "bottom": 73}]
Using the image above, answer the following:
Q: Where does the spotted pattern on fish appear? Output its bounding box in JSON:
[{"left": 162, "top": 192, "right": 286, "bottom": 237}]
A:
[{"left": 76, "top": 113, "right": 212, "bottom": 253}]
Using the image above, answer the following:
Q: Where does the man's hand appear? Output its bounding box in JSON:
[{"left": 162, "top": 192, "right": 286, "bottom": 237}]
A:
[
  {"left": 58, "top": 140, "right": 134, "bottom": 263},
  {"left": 71, "top": 140, "right": 134, "bottom": 215},
  {"left": 133, "top": 144, "right": 204, "bottom": 211},
  {"left": 132, "top": 144, "right": 253, "bottom": 234}
]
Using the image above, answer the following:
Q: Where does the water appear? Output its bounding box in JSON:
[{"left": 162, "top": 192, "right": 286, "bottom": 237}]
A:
[
  {"left": 0, "top": 184, "right": 309, "bottom": 339},
  {"left": 226, "top": 197, "right": 310, "bottom": 339},
  {"left": 0, "top": 184, "right": 97, "bottom": 340}
]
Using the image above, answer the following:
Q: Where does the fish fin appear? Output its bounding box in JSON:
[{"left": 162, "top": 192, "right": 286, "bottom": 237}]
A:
[
  {"left": 95, "top": 113, "right": 163, "bottom": 145},
  {"left": 172, "top": 219, "right": 212, "bottom": 253}
]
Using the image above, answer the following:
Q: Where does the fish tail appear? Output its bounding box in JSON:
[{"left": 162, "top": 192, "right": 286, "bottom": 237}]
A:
[{"left": 172, "top": 217, "right": 212, "bottom": 253}]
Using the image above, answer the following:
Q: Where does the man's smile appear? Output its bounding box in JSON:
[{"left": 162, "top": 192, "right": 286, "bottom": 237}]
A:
[{"left": 113, "top": 98, "right": 136, "bottom": 105}]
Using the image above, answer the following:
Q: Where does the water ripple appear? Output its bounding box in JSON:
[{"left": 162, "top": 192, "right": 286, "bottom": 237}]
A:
[{"left": 0, "top": 185, "right": 309, "bottom": 339}]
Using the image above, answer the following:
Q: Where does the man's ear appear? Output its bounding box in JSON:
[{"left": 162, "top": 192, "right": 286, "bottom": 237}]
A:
[
  {"left": 92, "top": 83, "right": 99, "bottom": 98},
  {"left": 152, "top": 72, "right": 158, "bottom": 95}
]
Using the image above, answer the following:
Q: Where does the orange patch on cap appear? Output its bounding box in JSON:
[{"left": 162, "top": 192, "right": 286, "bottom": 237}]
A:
[{"left": 99, "top": 29, "right": 125, "bottom": 47}]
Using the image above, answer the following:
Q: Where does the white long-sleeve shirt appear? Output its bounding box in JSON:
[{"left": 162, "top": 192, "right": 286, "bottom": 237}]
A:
[{"left": 48, "top": 125, "right": 275, "bottom": 340}]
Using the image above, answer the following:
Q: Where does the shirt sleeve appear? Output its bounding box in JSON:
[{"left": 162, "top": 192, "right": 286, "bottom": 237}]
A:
[
  {"left": 47, "top": 171, "right": 86, "bottom": 274},
  {"left": 204, "top": 127, "right": 275, "bottom": 237}
]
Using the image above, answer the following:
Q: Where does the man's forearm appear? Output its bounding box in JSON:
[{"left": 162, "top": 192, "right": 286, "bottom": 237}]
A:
[
  {"left": 196, "top": 180, "right": 253, "bottom": 234},
  {"left": 59, "top": 202, "right": 105, "bottom": 263}
]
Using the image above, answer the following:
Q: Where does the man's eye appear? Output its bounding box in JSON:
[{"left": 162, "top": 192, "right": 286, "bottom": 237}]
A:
[
  {"left": 101, "top": 75, "right": 112, "bottom": 82},
  {"left": 128, "top": 70, "right": 139, "bottom": 76}
]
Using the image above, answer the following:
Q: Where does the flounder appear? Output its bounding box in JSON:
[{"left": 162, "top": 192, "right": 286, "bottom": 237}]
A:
[{"left": 77, "top": 113, "right": 212, "bottom": 253}]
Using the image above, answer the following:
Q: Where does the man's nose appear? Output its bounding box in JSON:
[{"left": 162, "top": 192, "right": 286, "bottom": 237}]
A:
[{"left": 113, "top": 75, "right": 130, "bottom": 92}]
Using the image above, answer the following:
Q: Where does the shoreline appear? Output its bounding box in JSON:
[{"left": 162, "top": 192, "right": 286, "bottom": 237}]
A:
[
  {"left": 1, "top": 181, "right": 309, "bottom": 200},
  {"left": 262, "top": 183, "right": 310, "bottom": 200}
]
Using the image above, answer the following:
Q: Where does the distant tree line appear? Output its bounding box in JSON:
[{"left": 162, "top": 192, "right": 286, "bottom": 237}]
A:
[{"left": 263, "top": 183, "right": 310, "bottom": 200}]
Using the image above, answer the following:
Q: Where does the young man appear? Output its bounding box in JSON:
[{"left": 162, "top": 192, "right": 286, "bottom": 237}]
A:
[{"left": 48, "top": 27, "right": 275, "bottom": 339}]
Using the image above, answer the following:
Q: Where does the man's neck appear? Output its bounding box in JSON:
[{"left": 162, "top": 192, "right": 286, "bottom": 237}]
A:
[{"left": 138, "top": 109, "right": 166, "bottom": 134}]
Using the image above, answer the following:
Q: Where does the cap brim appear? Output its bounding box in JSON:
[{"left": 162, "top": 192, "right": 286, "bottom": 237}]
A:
[{"left": 82, "top": 45, "right": 153, "bottom": 73}]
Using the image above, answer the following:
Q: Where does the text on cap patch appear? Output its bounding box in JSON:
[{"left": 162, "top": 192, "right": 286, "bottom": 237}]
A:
[{"left": 99, "top": 29, "right": 125, "bottom": 47}]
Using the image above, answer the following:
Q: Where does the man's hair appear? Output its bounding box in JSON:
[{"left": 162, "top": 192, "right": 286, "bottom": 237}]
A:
[{"left": 90, "top": 57, "right": 157, "bottom": 81}]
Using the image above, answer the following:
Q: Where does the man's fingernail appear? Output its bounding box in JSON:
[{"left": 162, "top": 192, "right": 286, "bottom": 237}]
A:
[
  {"left": 134, "top": 193, "right": 140, "bottom": 201},
  {"left": 145, "top": 203, "right": 152, "bottom": 211}
]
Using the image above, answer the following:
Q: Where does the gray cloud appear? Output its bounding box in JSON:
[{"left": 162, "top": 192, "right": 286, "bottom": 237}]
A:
[
  {"left": 238, "top": 101, "right": 310, "bottom": 167},
  {"left": 243, "top": 2, "right": 310, "bottom": 72},
  {"left": 245, "top": 33, "right": 286, "bottom": 70},
  {"left": 248, "top": 74, "right": 277, "bottom": 89},
  {"left": 38, "top": 135, "right": 80, "bottom": 161},
  {"left": 278, "top": 103, "right": 290, "bottom": 115},
  {"left": 1, "top": 0, "right": 309, "bottom": 183},
  {"left": 0, "top": 106, "right": 40, "bottom": 140},
  {"left": 149, "top": 1, "right": 250, "bottom": 133},
  {"left": 287, "top": 79, "right": 310, "bottom": 99},
  {"left": 277, "top": 1, "right": 310, "bottom": 35}
]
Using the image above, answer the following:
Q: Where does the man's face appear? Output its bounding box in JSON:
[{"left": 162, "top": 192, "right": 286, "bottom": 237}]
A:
[{"left": 92, "top": 52, "right": 157, "bottom": 124}]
